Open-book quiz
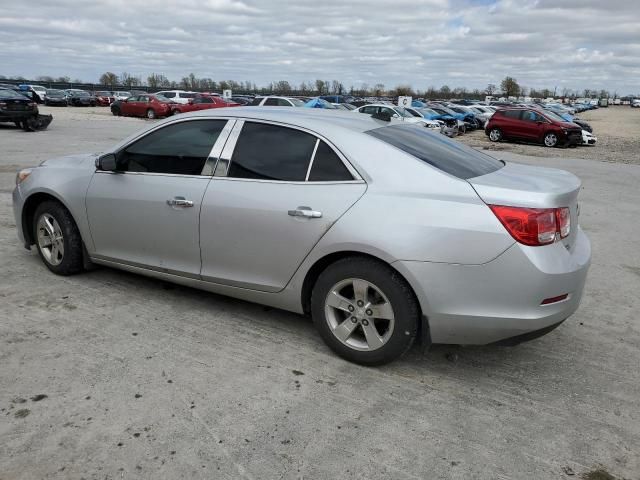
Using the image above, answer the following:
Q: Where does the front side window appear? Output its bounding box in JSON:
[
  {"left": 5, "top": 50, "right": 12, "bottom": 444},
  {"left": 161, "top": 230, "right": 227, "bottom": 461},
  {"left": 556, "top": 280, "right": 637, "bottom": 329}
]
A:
[
  {"left": 227, "top": 122, "right": 316, "bottom": 181},
  {"left": 116, "top": 120, "right": 227, "bottom": 175},
  {"left": 264, "top": 98, "right": 280, "bottom": 106},
  {"left": 308, "top": 141, "right": 353, "bottom": 181},
  {"left": 161, "top": 92, "right": 175, "bottom": 98},
  {"left": 250, "top": 97, "right": 263, "bottom": 106}
]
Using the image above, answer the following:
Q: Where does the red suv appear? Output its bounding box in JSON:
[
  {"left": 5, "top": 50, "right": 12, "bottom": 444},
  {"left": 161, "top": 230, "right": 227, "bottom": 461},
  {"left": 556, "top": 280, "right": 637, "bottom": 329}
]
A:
[{"left": 485, "top": 107, "right": 582, "bottom": 147}]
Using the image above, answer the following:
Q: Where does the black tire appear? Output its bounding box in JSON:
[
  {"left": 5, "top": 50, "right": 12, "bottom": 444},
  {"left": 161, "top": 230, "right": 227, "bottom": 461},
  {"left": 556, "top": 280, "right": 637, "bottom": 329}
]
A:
[
  {"left": 488, "top": 127, "right": 502, "bottom": 142},
  {"left": 311, "top": 257, "right": 419, "bottom": 366},
  {"left": 33, "top": 201, "right": 84, "bottom": 276},
  {"left": 146, "top": 108, "right": 156, "bottom": 119},
  {"left": 111, "top": 107, "right": 120, "bottom": 116}
]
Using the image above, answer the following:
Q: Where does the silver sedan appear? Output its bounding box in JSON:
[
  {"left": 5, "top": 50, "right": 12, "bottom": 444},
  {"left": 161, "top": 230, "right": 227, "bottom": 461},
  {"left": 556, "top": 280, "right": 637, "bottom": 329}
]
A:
[{"left": 12, "top": 108, "right": 591, "bottom": 365}]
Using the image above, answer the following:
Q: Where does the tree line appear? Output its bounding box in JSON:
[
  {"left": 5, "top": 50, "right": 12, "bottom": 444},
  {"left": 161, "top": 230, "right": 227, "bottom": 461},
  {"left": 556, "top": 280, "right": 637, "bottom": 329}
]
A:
[{"left": 0, "top": 72, "right": 618, "bottom": 99}]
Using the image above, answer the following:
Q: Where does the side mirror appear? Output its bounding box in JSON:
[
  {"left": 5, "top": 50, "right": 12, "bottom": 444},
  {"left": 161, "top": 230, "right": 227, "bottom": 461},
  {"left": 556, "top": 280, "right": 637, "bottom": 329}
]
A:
[
  {"left": 95, "top": 153, "right": 118, "bottom": 171},
  {"left": 392, "top": 113, "right": 400, "bottom": 119}
]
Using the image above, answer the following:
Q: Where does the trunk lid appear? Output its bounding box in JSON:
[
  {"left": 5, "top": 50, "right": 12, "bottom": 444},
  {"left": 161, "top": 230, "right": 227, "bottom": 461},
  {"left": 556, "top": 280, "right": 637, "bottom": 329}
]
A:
[{"left": 468, "top": 162, "right": 582, "bottom": 249}]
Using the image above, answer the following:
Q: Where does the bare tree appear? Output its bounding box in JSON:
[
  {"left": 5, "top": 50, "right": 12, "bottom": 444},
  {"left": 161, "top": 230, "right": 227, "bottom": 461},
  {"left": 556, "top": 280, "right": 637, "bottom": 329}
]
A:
[
  {"left": 147, "top": 73, "right": 169, "bottom": 88},
  {"left": 500, "top": 76, "right": 520, "bottom": 97},
  {"left": 100, "top": 72, "right": 119, "bottom": 87}
]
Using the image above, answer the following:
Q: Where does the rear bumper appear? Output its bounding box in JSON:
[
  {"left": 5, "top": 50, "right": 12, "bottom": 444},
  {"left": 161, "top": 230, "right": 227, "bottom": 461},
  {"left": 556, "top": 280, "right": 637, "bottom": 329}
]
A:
[
  {"left": 395, "top": 227, "right": 591, "bottom": 345},
  {"left": 1, "top": 111, "right": 38, "bottom": 122}
]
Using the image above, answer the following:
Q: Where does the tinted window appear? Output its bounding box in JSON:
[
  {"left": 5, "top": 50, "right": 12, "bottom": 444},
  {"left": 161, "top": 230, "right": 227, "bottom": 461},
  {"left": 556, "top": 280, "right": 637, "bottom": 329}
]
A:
[
  {"left": 250, "top": 98, "right": 262, "bottom": 106},
  {"left": 264, "top": 98, "right": 280, "bottom": 106},
  {"left": 361, "top": 106, "right": 376, "bottom": 114},
  {"left": 161, "top": 92, "right": 175, "bottom": 98},
  {"left": 366, "top": 124, "right": 503, "bottom": 180},
  {"left": 116, "top": 120, "right": 227, "bottom": 175},
  {"left": 308, "top": 142, "right": 353, "bottom": 181},
  {"left": 501, "top": 110, "right": 522, "bottom": 119},
  {"left": 228, "top": 123, "right": 316, "bottom": 181},
  {"left": 196, "top": 97, "right": 213, "bottom": 104},
  {"left": 181, "top": 93, "right": 196, "bottom": 99},
  {"left": 277, "top": 99, "right": 292, "bottom": 106},
  {"left": 522, "top": 110, "right": 544, "bottom": 122}
]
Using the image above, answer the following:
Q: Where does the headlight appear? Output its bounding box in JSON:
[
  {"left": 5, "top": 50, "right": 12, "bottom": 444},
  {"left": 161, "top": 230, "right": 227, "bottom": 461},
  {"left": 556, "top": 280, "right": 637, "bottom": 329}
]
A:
[{"left": 16, "top": 168, "right": 33, "bottom": 185}]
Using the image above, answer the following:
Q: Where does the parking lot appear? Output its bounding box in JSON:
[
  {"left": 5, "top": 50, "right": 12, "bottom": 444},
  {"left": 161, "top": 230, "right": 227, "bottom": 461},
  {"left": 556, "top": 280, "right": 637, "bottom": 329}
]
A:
[{"left": 1, "top": 108, "right": 639, "bottom": 479}]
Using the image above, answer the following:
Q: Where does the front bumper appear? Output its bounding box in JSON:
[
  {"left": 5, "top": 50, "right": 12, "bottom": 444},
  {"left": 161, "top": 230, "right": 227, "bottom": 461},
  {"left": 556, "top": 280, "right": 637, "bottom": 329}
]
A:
[
  {"left": 395, "top": 228, "right": 591, "bottom": 345},
  {"left": 12, "top": 184, "right": 27, "bottom": 246}
]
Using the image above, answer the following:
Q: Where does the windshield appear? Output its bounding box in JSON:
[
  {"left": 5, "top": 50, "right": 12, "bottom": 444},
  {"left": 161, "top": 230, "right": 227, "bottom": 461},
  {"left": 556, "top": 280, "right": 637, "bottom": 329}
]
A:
[
  {"left": 46, "top": 89, "right": 64, "bottom": 97},
  {"left": 394, "top": 107, "right": 414, "bottom": 118},
  {"left": 290, "top": 98, "right": 306, "bottom": 107},
  {"left": 366, "top": 124, "right": 503, "bottom": 180},
  {"left": 543, "top": 110, "right": 568, "bottom": 122},
  {"left": 434, "top": 106, "right": 457, "bottom": 116},
  {"left": 419, "top": 108, "right": 438, "bottom": 116}
]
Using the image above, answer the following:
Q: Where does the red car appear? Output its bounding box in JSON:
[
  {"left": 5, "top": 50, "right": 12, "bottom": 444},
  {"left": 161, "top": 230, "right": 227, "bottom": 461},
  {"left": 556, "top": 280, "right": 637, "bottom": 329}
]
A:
[
  {"left": 171, "top": 95, "right": 240, "bottom": 115},
  {"left": 485, "top": 107, "right": 582, "bottom": 147},
  {"left": 94, "top": 91, "right": 115, "bottom": 106},
  {"left": 111, "top": 94, "right": 174, "bottom": 119}
]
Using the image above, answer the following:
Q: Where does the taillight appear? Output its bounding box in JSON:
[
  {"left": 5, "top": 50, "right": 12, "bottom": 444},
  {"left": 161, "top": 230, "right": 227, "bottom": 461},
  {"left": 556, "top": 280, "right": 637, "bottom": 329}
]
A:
[
  {"left": 556, "top": 207, "right": 570, "bottom": 238},
  {"left": 0, "top": 102, "right": 6, "bottom": 108},
  {"left": 489, "top": 205, "right": 571, "bottom": 246}
]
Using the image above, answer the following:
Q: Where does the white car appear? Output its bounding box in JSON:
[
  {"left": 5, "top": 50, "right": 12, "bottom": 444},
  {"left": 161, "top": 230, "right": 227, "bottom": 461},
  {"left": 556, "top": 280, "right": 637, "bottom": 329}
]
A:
[
  {"left": 581, "top": 130, "right": 597, "bottom": 146},
  {"left": 23, "top": 85, "right": 48, "bottom": 102},
  {"left": 249, "top": 96, "right": 306, "bottom": 107},
  {"left": 113, "top": 91, "right": 132, "bottom": 101},
  {"left": 355, "top": 104, "right": 441, "bottom": 130},
  {"left": 403, "top": 106, "right": 448, "bottom": 131},
  {"left": 631, "top": 99, "right": 640, "bottom": 108},
  {"left": 155, "top": 90, "right": 198, "bottom": 104}
]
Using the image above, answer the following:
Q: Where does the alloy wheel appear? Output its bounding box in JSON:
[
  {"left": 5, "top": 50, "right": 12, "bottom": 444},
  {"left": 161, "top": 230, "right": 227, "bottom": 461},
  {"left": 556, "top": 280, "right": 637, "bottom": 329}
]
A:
[
  {"left": 36, "top": 213, "right": 64, "bottom": 266},
  {"left": 489, "top": 129, "right": 501, "bottom": 141},
  {"left": 324, "top": 278, "right": 395, "bottom": 351},
  {"left": 544, "top": 133, "right": 558, "bottom": 147}
]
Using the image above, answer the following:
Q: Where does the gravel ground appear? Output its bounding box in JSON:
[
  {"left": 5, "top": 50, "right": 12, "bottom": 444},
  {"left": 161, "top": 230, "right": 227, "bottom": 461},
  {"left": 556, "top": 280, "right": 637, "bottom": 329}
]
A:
[
  {"left": 456, "top": 106, "right": 640, "bottom": 165},
  {"left": 1, "top": 108, "right": 639, "bottom": 480}
]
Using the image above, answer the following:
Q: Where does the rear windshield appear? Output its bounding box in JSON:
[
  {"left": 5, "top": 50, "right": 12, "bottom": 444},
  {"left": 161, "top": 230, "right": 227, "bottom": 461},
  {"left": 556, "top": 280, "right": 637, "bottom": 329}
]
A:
[{"left": 366, "top": 124, "right": 503, "bottom": 179}]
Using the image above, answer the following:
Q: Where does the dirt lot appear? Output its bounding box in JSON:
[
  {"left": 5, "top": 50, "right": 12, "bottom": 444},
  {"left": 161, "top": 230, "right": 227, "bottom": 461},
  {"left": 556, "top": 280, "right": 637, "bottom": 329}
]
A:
[
  {"left": 1, "top": 107, "right": 639, "bottom": 480},
  {"left": 456, "top": 105, "right": 640, "bottom": 164}
]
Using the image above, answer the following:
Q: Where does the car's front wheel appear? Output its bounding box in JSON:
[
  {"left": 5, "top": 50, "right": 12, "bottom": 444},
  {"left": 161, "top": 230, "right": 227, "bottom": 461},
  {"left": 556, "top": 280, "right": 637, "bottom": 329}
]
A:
[
  {"left": 311, "top": 257, "right": 419, "bottom": 366},
  {"left": 488, "top": 127, "right": 502, "bottom": 142},
  {"left": 146, "top": 109, "right": 156, "bottom": 119},
  {"left": 33, "top": 201, "right": 84, "bottom": 275},
  {"left": 544, "top": 132, "right": 559, "bottom": 147}
]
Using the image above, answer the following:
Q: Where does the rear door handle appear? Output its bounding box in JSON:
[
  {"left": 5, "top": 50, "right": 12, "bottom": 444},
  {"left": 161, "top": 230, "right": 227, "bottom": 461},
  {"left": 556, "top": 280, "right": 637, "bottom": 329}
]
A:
[
  {"left": 288, "top": 206, "right": 322, "bottom": 218},
  {"left": 167, "top": 196, "right": 194, "bottom": 208}
]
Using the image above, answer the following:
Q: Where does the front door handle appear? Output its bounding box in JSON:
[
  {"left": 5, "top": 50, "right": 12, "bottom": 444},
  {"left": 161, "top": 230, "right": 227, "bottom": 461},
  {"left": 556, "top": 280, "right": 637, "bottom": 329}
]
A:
[
  {"left": 167, "top": 196, "right": 194, "bottom": 208},
  {"left": 288, "top": 206, "right": 322, "bottom": 218}
]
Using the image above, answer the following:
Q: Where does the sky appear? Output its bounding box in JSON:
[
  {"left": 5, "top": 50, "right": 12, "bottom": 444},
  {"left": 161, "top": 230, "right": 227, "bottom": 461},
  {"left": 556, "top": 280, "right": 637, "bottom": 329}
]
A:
[{"left": 1, "top": 0, "right": 639, "bottom": 94}]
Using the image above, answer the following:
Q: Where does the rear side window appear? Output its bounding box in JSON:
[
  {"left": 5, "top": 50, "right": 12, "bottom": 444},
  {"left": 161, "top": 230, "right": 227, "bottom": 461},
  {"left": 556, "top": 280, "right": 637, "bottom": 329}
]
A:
[
  {"left": 227, "top": 122, "right": 316, "bottom": 181},
  {"left": 160, "top": 92, "right": 175, "bottom": 98},
  {"left": 308, "top": 141, "right": 353, "bottom": 181},
  {"left": 250, "top": 98, "right": 262, "bottom": 106},
  {"left": 264, "top": 98, "right": 280, "bottom": 106},
  {"left": 501, "top": 110, "right": 521, "bottom": 119},
  {"left": 366, "top": 124, "right": 503, "bottom": 180},
  {"left": 181, "top": 93, "right": 196, "bottom": 99},
  {"left": 117, "top": 120, "right": 227, "bottom": 175}
]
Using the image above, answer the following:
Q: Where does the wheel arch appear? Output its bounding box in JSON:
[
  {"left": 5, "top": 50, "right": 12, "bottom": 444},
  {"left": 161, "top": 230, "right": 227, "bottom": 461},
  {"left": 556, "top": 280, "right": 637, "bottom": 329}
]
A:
[
  {"left": 300, "top": 250, "right": 430, "bottom": 345},
  {"left": 22, "top": 191, "right": 76, "bottom": 246}
]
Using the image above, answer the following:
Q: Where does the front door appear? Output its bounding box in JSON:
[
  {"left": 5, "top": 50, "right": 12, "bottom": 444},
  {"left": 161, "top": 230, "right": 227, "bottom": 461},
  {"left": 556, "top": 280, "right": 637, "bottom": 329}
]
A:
[
  {"left": 519, "top": 110, "right": 546, "bottom": 141},
  {"left": 86, "top": 119, "right": 231, "bottom": 276},
  {"left": 199, "top": 120, "right": 366, "bottom": 292}
]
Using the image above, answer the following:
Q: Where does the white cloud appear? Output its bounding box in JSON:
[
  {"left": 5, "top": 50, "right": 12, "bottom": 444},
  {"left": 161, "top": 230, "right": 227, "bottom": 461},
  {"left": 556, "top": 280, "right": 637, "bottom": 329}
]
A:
[{"left": 0, "top": 0, "right": 638, "bottom": 93}]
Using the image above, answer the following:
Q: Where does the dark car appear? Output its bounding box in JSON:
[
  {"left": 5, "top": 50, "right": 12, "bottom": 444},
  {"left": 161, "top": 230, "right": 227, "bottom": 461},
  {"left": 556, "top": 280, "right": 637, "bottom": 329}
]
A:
[
  {"left": 0, "top": 88, "right": 38, "bottom": 126},
  {"left": 111, "top": 94, "right": 174, "bottom": 119},
  {"left": 66, "top": 90, "right": 96, "bottom": 106},
  {"left": 44, "top": 89, "right": 68, "bottom": 106},
  {"left": 485, "top": 108, "right": 582, "bottom": 147}
]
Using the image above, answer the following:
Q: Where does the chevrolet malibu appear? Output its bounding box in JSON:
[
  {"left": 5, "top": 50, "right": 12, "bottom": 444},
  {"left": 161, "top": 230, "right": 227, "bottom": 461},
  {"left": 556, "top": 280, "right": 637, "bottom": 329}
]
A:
[{"left": 12, "top": 108, "right": 591, "bottom": 365}]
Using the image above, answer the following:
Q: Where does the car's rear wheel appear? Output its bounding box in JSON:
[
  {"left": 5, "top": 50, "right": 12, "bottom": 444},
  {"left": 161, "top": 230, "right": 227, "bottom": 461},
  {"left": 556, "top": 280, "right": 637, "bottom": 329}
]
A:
[
  {"left": 544, "top": 132, "right": 559, "bottom": 147},
  {"left": 33, "top": 201, "right": 84, "bottom": 276},
  {"left": 311, "top": 257, "right": 419, "bottom": 366},
  {"left": 146, "top": 109, "right": 156, "bottom": 119},
  {"left": 112, "top": 107, "right": 121, "bottom": 116},
  {"left": 488, "top": 127, "right": 502, "bottom": 142}
]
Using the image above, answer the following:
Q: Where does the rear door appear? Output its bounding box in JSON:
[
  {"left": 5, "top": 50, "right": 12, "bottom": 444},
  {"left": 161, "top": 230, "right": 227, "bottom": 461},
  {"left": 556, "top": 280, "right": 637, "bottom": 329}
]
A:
[
  {"left": 199, "top": 120, "right": 366, "bottom": 292},
  {"left": 500, "top": 110, "right": 523, "bottom": 137},
  {"left": 519, "top": 110, "right": 546, "bottom": 141}
]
